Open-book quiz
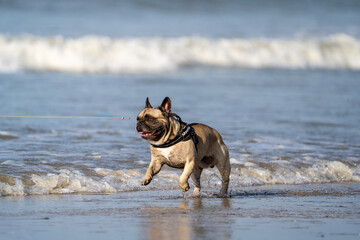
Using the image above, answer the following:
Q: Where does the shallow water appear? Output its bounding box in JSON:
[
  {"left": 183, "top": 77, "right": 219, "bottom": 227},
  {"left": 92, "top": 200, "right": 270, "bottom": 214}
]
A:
[{"left": 1, "top": 69, "right": 359, "bottom": 196}]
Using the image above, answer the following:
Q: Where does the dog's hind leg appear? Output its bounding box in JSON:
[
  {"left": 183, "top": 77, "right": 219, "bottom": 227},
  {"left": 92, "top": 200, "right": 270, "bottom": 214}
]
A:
[
  {"left": 191, "top": 167, "right": 203, "bottom": 197},
  {"left": 215, "top": 145, "right": 231, "bottom": 197}
]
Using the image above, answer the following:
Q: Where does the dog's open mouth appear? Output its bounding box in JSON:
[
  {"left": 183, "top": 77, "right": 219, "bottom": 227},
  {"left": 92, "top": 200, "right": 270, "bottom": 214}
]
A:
[
  {"left": 139, "top": 131, "right": 154, "bottom": 137},
  {"left": 138, "top": 128, "right": 164, "bottom": 139}
]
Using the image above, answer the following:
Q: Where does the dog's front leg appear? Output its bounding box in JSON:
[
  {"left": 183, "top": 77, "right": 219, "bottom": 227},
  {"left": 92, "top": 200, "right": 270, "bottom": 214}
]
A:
[
  {"left": 179, "top": 159, "right": 194, "bottom": 192},
  {"left": 142, "top": 159, "right": 163, "bottom": 186}
]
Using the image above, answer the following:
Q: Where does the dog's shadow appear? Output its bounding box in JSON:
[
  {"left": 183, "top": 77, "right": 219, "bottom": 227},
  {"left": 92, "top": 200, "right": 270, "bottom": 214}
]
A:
[
  {"left": 183, "top": 191, "right": 287, "bottom": 199},
  {"left": 229, "top": 191, "right": 287, "bottom": 198},
  {"left": 158, "top": 191, "right": 287, "bottom": 200}
]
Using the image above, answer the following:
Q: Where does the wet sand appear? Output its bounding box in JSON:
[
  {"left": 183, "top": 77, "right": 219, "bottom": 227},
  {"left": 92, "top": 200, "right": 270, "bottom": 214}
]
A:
[{"left": 1, "top": 183, "right": 360, "bottom": 240}]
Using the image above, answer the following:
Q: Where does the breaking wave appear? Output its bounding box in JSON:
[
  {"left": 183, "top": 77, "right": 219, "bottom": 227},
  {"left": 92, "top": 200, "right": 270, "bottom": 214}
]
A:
[
  {"left": 0, "top": 33, "right": 359, "bottom": 73},
  {"left": 1, "top": 160, "right": 359, "bottom": 196}
]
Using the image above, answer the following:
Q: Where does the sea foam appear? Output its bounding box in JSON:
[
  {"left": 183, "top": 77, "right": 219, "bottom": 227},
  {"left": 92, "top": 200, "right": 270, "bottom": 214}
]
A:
[
  {"left": 1, "top": 160, "right": 359, "bottom": 196},
  {"left": 0, "top": 34, "right": 359, "bottom": 74}
]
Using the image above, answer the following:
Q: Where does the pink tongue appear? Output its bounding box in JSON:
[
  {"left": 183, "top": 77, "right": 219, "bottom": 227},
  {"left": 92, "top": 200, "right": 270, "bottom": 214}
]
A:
[{"left": 139, "top": 132, "right": 153, "bottom": 136}]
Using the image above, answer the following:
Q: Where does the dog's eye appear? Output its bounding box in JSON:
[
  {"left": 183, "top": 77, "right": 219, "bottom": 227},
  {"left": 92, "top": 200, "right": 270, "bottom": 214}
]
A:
[{"left": 146, "top": 117, "right": 154, "bottom": 123}]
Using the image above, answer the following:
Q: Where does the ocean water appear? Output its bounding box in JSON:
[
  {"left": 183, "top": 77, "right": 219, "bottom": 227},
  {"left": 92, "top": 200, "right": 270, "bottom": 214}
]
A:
[{"left": 1, "top": 0, "right": 360, "bottom": 196}]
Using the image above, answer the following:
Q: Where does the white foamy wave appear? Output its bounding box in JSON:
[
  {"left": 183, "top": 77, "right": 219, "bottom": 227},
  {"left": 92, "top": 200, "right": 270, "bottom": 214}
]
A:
[
  {"left": 231, "top": 160, "right": 360, "bottom": 186},
  {"left": 0, "top": 168, "right": 180, "bottom": 196},
  {"left": 0, "top": 34, "right": 359, "bottom": 73},
  {"left": 0, "top": 179, "right": 25, "bottom": 196},
  {"left": 1, "top": 161, "right": 359, "bottom": 196},
  {"left": 29, "top": 169, "right": 117, "bottom": 195}
]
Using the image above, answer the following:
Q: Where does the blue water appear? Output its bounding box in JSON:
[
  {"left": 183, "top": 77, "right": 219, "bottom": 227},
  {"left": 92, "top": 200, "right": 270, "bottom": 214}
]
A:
[
  {"left": 0, "top": 0, "right": 360, "bottom": 196},
  {"left": 1, "top": 0, "right": 360, "bottom": 38}
]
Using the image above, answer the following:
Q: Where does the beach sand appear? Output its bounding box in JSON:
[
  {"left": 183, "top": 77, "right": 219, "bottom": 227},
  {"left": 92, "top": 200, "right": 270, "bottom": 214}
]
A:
[{"left": 1, "top": 183, "right": 359, "bottom": 240}]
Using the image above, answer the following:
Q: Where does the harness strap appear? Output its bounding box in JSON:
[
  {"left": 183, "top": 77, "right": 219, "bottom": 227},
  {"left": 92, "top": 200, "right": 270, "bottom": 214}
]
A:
[
  {"left": 151, "top": 114, "right": 199, "bottom": 150},
  {"left": 189, "top": 123, "right": 199, "bottom": 148}
]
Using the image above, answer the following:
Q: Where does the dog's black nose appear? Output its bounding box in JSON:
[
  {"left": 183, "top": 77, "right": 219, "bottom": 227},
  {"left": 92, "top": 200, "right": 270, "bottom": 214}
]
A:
[{"left": 136, "top": 122, "right": 143, "bottom": 132}]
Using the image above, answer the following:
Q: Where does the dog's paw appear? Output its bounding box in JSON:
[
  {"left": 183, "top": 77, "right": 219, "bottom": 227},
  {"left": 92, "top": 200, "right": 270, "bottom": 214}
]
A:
[
  {"left": 141, "top": 178, "right": 152, "bottom": 186},
  {"left": 180, "top": 183, "right": 190, "bottom": 192}
]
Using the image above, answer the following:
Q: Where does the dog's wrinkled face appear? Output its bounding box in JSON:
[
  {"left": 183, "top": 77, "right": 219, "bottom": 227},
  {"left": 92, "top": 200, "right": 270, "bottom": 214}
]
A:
[{"left": 136, "top": 97, "right": 172, "bottom": 144}]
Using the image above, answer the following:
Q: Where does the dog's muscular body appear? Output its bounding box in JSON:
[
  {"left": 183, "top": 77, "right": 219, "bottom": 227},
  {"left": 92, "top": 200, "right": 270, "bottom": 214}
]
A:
[{"left": 136, "top": 97, "right": 230, "bottom": 197}]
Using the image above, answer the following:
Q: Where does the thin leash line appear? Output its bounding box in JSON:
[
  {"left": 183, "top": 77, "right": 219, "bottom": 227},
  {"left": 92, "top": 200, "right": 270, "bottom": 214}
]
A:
[{"left": 0, "top": 116, "right": 136, "bottom": 120}]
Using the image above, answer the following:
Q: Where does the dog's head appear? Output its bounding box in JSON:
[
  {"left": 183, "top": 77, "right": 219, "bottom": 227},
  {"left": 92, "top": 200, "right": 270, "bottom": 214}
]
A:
[{"left": 136, "top": 97, "right": 179, "bottom": 145}]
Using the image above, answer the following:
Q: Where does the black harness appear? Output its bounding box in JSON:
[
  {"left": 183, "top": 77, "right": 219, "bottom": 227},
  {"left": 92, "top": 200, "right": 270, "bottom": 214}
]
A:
[{"left": 151, "top": 114, "right": 199, "bottom": 150}]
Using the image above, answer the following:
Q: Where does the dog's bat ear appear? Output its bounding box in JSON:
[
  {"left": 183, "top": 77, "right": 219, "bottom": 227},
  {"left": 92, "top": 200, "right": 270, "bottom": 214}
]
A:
[
  {"left": 145, "top": 97, "right": 152, "bottom": 108},
  {"left": 160, "top": 97, "right": 171, "bottom": 113}
]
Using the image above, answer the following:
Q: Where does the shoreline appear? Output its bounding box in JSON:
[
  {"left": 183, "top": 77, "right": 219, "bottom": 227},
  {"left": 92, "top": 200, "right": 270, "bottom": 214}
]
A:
[{"left": 1, "top": 182, "right": 359, "bottom": 240}]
